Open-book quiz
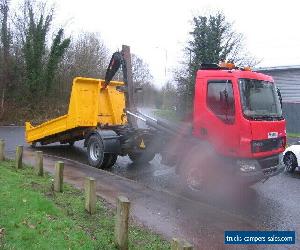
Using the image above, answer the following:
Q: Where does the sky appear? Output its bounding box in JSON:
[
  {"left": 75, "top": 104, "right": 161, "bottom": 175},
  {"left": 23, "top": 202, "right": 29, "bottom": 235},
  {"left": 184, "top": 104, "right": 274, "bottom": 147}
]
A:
[{"left": 11, "top": 0, "right": 300, "bottom": 87}]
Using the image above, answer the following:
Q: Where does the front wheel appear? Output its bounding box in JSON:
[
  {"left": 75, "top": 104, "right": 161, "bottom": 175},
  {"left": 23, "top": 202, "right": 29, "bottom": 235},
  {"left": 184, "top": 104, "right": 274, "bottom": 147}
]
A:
[
  {"left": 283, "top": 152, "right": 297, "bottom": 173},
  {"left": 184, "top": 164, "right": 208, "bottom": 191},
  {"left": 177, "top": 144, "right": 217, "bottom": 191}
]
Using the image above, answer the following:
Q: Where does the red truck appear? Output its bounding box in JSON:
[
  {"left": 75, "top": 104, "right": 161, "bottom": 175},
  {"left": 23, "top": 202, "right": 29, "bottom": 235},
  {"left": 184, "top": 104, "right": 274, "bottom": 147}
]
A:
[
  {"left": 183, "top": 63, "right": 286, "bottom": 186},
  {"left": 131, "top": 62, "right": 286, "bottom": 188}
]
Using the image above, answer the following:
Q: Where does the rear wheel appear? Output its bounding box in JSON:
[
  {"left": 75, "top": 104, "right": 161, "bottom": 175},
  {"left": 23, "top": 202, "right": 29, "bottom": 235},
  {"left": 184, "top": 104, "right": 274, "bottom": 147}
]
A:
[
  {"left": 87, "top": 135, "right": 105, "bottom": 168},
  {"left": 283, "top": 152, "right": 297, "bottom": 173},
  {"left": 102, "top": 154, "right": 118, "bottom": 169}
]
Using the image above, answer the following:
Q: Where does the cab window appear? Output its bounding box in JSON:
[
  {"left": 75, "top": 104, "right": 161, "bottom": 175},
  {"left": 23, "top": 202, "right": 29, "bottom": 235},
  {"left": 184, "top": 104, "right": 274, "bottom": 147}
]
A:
[{"left": 206, "top": 80, "right": 235, "bottom": 124}]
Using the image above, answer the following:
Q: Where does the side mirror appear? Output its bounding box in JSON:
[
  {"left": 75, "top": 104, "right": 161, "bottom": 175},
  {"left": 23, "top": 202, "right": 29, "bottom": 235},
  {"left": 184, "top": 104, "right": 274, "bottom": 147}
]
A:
[
  {"left": 220, "top": 89, "right": 228, "bottom": 105},
  {"left": 219, "top": 89, "right": 234, "bottom": 124},
  {"left": 277, "top": 87, "right": 283, "bottom": 109}
]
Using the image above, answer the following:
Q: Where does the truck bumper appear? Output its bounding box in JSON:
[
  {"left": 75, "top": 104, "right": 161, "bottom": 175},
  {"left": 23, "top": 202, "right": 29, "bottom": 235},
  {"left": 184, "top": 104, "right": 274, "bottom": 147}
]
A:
[{"left": 235, "top": 153, "right": 284, "bottom": 185}]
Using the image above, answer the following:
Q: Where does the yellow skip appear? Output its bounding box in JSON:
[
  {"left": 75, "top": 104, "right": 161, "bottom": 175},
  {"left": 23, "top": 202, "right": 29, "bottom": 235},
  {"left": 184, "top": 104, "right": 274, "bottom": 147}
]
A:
[{"left": 25, "top": 77, "right": 127, "bottom": 143}]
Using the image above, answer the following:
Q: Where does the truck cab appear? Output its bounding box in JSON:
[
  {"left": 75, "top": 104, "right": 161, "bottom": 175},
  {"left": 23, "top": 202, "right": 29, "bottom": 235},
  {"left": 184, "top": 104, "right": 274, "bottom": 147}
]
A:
[{"left": 193, "top": 65, "right": 286, "bottom": 184}]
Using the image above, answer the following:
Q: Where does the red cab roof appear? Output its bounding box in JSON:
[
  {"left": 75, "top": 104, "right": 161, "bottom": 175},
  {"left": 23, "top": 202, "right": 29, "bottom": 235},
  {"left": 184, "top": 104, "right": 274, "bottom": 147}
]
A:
[{"left": 196, "top": 69, "right": 274, "bottom": 82}]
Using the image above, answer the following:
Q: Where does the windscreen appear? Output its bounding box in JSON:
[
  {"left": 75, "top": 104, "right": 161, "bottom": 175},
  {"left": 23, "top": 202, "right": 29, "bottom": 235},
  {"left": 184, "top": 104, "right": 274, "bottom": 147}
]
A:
[{"left": 239, "top": 79, "right": 283, "bottom": 120}]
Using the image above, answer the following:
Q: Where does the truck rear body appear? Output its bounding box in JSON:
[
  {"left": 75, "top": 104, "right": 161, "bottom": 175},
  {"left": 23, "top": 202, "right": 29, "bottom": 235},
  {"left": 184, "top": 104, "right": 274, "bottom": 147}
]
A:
[{"left": 25, "top": 77, "right": 127, "bottom": 145}]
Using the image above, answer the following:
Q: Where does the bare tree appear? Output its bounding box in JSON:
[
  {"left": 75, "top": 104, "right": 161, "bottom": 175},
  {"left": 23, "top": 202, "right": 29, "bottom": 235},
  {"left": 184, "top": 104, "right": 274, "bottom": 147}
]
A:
[
  {"left": 131, "top": 54, "right": 157, "bottom": 107},
  {"left": 55, "top": 32, "right": 109, "bottom": 97},
  {"left": 132, "top": 54, "right": 153, "bottom": 85}
]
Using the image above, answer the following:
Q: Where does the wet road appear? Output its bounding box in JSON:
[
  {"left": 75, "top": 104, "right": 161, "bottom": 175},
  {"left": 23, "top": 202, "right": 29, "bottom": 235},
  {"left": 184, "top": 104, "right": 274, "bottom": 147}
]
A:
[{"left": 1, "top": 126, "right": 299, "bottom": 249}]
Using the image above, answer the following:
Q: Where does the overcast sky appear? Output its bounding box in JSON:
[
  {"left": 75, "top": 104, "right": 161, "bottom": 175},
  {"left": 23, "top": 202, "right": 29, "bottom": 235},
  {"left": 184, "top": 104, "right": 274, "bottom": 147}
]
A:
[{"left": 13, "top": 0, "right": 300, "bottom": 87}]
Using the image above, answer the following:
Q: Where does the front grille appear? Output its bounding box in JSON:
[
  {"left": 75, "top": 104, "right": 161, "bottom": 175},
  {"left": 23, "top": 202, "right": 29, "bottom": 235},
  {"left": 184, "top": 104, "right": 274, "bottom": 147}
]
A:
[
  {"left": 252, "top": 138, "right": 282, "bottom": 153},
  {"left": 258, "top": 155, "right": 279, "bottom": 170}
]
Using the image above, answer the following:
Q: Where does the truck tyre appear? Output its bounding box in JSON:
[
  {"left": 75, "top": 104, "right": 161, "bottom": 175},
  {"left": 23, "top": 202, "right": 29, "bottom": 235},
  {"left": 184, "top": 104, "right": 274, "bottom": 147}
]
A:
[
  {"left": 87, "top": 135, "right": 105, "bottom": 168},
  {"left": 177, "top": 144, "right": 216, "bottom": 191},
  {"left": 102, "top": 154, "right": 118, "bottom": 169},
  {"left": 128, "top": 151, "right": 156, "bottom": 164},
  {"left": 283, "top": 152, "right": 297, "bottom": 173}
]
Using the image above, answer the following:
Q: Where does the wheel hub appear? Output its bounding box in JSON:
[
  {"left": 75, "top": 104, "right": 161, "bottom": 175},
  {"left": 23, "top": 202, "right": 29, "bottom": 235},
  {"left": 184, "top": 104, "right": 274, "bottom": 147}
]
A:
[
  {"left": 90, "top": 141, "right": 102, "bottom": 162},
  {"left": 186, "top": 167, "right": 205, "bottom": 191}
]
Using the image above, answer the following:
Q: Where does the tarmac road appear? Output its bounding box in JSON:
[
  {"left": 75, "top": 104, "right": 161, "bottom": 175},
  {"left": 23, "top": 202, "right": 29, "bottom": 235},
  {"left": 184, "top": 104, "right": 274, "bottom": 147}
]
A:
[{"left": 0, "top": 126, "right": 299, "bottom": 250}]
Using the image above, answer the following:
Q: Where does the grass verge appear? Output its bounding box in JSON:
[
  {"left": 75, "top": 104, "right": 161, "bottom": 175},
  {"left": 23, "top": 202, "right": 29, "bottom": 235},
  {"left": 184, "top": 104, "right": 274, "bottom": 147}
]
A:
[
  {"left": 0, "top": 161, "right": 170, "bottom": 250},
  {"left": 287, "top": 132, "right": 300, "bottom": 138}
]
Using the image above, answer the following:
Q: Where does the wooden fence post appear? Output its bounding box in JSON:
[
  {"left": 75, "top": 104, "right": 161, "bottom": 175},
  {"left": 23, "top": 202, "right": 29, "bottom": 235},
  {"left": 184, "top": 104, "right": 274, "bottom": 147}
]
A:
[
  {"left": 85, "top": 177, "right": 96, "bottom": 214},
  {"left": 0, "top": 139, "right": 5, "bottom": 161},
  {"left": 181, "top": 241, "right": 193, "bottom": 250},
  {"left": 35, "top": 151, "right": 43, "bottom": 176},
  {"left": 115, "top": 196, "right": 130, "bottom": 250},
  {"left": 171, "top": 238, "right": 180, "bottom": 250},
  {"left": 54, "top": 161, "right": 64, "bottom": 192},
  {"left": 15, "top": 145, "right": 23, "bottom": 169},
  {"left": 171, "top": 238, "right": 193, "bottom": 250}
]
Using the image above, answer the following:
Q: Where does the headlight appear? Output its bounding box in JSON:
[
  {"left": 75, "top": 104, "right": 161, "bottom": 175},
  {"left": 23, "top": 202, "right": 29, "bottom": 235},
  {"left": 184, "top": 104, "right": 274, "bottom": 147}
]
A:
[{"left": 237, "top": 159, "right": 257, "bottom": 172}]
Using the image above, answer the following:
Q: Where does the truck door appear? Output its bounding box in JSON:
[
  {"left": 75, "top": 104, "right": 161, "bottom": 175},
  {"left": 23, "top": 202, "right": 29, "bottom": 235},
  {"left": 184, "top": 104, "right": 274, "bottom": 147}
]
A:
[{"left": 198, "top": 78, "right": 240, "bottom": 157}]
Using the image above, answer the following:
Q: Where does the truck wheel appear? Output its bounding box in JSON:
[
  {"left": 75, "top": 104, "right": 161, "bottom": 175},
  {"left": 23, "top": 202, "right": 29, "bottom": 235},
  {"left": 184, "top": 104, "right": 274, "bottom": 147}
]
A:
[
  {"left": 128, "top": 152, "right": 156, "bottom": 164},
  {"left": 177, "top": 144, "right": 215, "bottom": 191},
  {"left": 283, "top": 152, "right": 297, "bottom": 173},
  {"left": 102, "top": 154, "right": 118, "bottom": 169},
  {"left": 182, "top": 161, "right": 208, "bottom": 191},
  {"left": 87, "top": 135, "right": 105, "bottom": 168}
]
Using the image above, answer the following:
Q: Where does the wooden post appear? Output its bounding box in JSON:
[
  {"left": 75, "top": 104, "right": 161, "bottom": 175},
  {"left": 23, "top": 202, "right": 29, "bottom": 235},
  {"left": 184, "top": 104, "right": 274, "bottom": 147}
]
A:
[
  {"left": 115, "top": 195, "right": 130, "bottom": 250},
  {"left": 15, "top": 145, "right": 23, "bottom": 169},
  {"left": 181, "top": 241, "right": 193, "bottom": 250},
  {"left": 85, "top": 177, "right": 96, "bottom": 214},
  {"left": 35, "top": 151, "right": 43, "bottom": 176},
  {"left": 0, "top": 139, "right": 5, "bottom": 161},
  {"left": 171, "top": 238, "right": 193, "bottom": 250},
  {"left": 171, "top": 238, "right": 180, "bottom": 250},
  {"left": 54, "top": 161, "right": 64, "bottom": 192}
]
